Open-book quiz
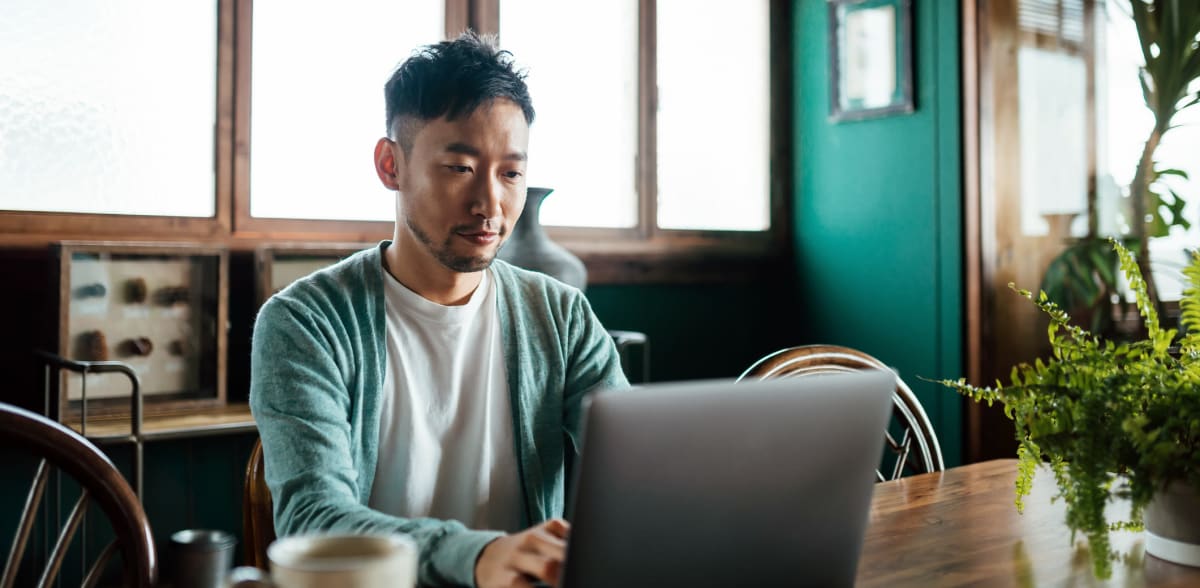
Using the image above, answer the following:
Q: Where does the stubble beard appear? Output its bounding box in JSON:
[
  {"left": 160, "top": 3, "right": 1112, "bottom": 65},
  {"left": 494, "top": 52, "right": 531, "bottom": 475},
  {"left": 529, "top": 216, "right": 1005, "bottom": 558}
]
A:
[{"left": 407, "top": 216, "right": 499, "bottom": 273}]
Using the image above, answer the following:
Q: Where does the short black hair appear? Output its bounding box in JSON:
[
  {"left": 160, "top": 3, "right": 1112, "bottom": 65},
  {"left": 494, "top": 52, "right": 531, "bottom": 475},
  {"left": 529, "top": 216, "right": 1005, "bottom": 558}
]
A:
[{"left": 384, "top": 31, "right": 535, "bottom": 155}]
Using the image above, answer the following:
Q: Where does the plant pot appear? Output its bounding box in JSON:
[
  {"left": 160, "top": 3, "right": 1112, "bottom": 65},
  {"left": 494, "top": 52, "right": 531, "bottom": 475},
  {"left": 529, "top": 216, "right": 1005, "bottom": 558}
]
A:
[{"left": 1144, "top": 481, "right": 1200, "bottom": 567}]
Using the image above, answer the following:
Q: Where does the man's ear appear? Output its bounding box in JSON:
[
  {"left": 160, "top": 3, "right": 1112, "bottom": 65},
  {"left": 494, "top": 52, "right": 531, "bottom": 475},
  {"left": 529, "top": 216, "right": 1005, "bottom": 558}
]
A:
[{"left": 374, "top": 137, "right": 405, "bottom": 191}]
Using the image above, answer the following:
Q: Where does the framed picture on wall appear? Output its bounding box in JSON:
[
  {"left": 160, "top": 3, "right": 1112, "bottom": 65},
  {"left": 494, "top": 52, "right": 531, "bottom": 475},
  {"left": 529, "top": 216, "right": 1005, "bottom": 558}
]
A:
[{"left": 828, "top": 0, "right": 914, "bottom": 121}]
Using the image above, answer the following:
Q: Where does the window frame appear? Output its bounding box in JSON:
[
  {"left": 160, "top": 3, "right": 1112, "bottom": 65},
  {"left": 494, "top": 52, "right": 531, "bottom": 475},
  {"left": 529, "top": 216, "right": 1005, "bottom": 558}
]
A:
[
  {"left": 498, "top": 0, "right": 793, "bottom": 260},
  {"left": 229, "top": 0, "right": 469, "bottom": 241},
  {"left": 0, "top": 0, "right": 236, "bottom": 245},
  {"left": 0, "top": 0, "right": 791, "bottom": 282},
  {"left": 967, "top": 0, "right": 1099, "bottom": 461}
]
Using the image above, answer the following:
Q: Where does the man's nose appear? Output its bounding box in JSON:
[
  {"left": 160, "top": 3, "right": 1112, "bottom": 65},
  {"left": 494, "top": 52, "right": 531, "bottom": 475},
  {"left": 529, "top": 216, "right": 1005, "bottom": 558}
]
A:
[{"left": 470, "top": 175, "right": 504, "bottom": 220}]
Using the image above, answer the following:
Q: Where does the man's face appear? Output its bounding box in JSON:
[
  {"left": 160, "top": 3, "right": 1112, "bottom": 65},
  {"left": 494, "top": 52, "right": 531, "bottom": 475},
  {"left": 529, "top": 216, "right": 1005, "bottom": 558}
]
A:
[{"left": 383, "top": 99, "right": 529, "bottom": 273}]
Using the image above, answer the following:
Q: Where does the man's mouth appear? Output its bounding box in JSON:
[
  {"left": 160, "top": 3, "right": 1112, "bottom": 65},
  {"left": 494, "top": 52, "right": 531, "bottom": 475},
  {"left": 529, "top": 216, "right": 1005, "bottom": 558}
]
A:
[{"left": 457, "top": 230, "right": 499, "bottom": 245}]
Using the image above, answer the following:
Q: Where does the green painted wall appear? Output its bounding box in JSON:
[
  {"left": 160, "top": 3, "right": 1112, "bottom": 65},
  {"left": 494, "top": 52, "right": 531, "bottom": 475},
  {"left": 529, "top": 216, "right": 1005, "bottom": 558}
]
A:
[
  {"left": 793, "top": 0, "right": 964, "bottom": 466},
  {"left": 588, "top": 283, "right": 794, "bottom": 383}
]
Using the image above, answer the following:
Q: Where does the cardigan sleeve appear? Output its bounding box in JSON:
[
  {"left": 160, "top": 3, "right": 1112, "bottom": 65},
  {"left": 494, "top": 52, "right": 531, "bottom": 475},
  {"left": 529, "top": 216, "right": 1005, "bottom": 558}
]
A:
[
  {"left": 561, "top": 292, "right": 631, "bottom": 450},
  {"left": 250, "top": 296, "right": 502, "bottom": 588}
]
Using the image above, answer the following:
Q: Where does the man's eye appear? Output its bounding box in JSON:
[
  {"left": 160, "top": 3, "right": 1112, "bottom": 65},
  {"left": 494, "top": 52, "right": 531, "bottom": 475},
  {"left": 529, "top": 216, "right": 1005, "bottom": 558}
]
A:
[
  {"left": 446, "top": 165, "right": 472, "bottom": 174},
  {"left": 504, "top": 170, "right": 523, "bottom": 179}
]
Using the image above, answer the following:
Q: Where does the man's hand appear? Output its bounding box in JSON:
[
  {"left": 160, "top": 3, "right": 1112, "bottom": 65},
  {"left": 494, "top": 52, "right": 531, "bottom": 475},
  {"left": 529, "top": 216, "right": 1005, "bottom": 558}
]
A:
[{"left": 475, "top": 518, "right": 570, "bottom": 588}]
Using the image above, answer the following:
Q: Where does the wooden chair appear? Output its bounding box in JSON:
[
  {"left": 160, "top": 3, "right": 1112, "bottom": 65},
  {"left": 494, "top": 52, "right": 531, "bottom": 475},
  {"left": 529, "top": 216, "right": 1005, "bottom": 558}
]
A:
[
  {"left": 242, "top": 438, "right": 274, "bottom": 570},
  {"left": 738, "top": 345, "right": 945, "bottom": 481},
  {"left": 0, "top": 402, "right": 157, "bottom": 588}
]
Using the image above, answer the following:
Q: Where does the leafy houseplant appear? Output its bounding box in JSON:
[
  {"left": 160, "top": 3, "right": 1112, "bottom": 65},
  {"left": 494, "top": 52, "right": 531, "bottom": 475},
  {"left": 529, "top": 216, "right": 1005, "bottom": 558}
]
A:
[
  {"left": 941, "top": 240, "right": 1200, "bottom": 579},
  {"left": 1125, "top": 0, "right": 1200, "bottom": 309},
  {"left": 1040, "top": 0, "right": 1200, "bottom": 331}
]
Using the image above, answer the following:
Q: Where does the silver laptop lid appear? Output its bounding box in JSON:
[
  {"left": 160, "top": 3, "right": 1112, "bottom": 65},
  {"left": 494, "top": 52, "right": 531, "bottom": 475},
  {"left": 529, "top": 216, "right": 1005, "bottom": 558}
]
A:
[{"left": 561, "top": 371, "right": 893, "bottom": 588}]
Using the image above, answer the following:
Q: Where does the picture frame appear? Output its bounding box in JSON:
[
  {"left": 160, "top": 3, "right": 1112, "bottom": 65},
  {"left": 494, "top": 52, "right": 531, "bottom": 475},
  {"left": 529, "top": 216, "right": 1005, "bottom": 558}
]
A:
[
  {"left": 52, "top": 241, "right": 229, "bottom": 421},
  {"left": 828, "top": 0, "right": 914, "bottom": 122},
  {"left": 255, "top": 242, "right": 372, "bottom": 307}
]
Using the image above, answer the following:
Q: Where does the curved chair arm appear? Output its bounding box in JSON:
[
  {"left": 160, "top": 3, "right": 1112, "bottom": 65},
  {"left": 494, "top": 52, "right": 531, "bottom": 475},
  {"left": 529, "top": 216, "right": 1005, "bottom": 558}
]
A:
[
  {"left": 739, "top": 345, "right": 944, "bottom": 478},
  {"left": 243, "top": 438, "right": 275, "bottom": 570},
  {"left": 0, "top": 402, "right": 157, "bottom": 588}
]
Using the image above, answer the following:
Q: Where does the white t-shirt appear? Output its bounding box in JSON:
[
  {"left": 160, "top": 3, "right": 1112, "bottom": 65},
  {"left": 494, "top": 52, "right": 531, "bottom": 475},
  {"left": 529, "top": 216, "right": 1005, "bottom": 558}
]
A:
[{"left": 368, "top": 266, "right": 523, "bottom": 533}]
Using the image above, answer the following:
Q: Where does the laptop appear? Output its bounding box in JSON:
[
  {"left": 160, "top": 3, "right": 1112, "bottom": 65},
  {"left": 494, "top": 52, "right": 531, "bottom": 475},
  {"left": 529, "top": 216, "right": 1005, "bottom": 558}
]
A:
[{"left": 558, "top": 371, "right": 893, "bottom": 588}]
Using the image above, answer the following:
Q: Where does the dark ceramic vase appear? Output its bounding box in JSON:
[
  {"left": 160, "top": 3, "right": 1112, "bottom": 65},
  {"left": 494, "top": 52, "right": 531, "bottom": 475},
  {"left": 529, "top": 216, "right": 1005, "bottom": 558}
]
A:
[{"left": 499, "top": 187, "right": 587, "bottom": 290}]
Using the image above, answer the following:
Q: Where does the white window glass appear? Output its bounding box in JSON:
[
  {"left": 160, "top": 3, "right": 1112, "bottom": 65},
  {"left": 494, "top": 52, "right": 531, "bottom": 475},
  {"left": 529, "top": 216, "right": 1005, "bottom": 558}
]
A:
[
  {"left": 1017, "top": 48, "right": 1088, "bottom": 238},
  {"left": 1100, "top": 7, "right": 1200, "bottom": 301},
  {"left": 0, "top": 1, "right": 217, "bottom": 217},
  {"left": 500, "top": 0, "right": 639, "bottom": 228},
  {"left": 656, "top": 0, "right": 771, "bottom": 231},
  {"left": 250, "top": 2, "right": 444, "bottom": 221}
]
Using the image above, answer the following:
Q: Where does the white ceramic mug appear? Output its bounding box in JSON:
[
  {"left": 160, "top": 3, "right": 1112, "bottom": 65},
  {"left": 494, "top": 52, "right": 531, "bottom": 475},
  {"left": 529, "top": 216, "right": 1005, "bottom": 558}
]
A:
[{"left": 267, "top": 533, "right": 417, "bottom": 588}]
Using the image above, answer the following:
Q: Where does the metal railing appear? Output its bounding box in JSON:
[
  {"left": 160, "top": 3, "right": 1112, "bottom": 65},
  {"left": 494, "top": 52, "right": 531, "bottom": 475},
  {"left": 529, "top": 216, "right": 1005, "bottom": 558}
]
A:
[{"left": 34, "top": 350, "right": 144, "bottom": 502}]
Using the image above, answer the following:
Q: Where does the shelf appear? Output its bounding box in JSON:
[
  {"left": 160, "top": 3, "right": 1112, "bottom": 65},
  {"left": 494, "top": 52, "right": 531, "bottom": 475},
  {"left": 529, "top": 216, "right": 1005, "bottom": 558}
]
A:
[{"left": 66, "top": 403, "right": 256, "bottom": 444}]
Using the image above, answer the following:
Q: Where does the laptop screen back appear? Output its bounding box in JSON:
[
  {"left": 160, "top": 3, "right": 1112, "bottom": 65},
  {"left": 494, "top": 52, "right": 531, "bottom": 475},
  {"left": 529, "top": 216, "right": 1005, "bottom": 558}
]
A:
[{"left": 560, "top": 371, "right": 893, "bottom": 588}]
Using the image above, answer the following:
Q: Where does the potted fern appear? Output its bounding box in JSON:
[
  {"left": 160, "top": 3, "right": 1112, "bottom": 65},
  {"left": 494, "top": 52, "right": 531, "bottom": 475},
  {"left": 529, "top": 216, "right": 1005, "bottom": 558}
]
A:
[{"left": 941, "top": 240, "right": 1200, "bottom": 579}]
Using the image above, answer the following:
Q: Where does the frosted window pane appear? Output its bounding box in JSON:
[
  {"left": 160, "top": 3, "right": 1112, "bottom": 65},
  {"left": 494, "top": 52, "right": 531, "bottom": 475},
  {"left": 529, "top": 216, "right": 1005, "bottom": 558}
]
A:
[
  {"left": 500, "top": 0, "right": 639, "bottom": 228},
  {"left": 250, "top": 1, "right": 444, "bottom": 221},
  {"left": 657, "top": 1, "right": 770, "bottom": 231},
  {"left": 0, "top": 1, "right": 217, "bottom": 217}
]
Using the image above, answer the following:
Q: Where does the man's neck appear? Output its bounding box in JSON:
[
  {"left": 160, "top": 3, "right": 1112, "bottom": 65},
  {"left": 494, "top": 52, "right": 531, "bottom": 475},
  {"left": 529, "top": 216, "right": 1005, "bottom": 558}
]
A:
[{"left": 383, "top": 236, "right": 482, "bottom": 306}]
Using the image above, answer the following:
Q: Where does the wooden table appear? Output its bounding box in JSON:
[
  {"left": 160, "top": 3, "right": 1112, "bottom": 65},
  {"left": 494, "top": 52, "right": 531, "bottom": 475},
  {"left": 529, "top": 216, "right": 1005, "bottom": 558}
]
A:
[{"left": 856, "top": 459, "right": 1200, "bottom": 587}]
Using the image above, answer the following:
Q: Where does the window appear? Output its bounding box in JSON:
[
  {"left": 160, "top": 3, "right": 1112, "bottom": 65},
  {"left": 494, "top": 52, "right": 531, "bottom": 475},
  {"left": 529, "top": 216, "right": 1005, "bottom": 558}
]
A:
[
  {"left": 656, "top": 1, "right": 771, "bottom": 231},
  {"left": 0, "top": 0, "right": 788, "bottom": 270},
  {"left": 1009, "top": 0, "right": 1199, "bottom": 300},
  {"left": 248, "top": 1, "right": 445, "bottom": 222},
  {"left": 499, "top": 0, "right": 779, "bottom": 237},
  {"left": 0, "top": 1, "right": 218, "bottom": 218},
  {"left": 1098, "top": 2, "right": 1200, "bottom": 300},
  {"left": 499, "top": 1, "right": 640, "bottom": 229}
]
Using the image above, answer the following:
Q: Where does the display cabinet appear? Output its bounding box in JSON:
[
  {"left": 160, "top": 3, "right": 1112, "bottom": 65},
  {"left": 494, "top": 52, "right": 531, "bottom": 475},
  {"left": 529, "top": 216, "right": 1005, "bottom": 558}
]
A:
[
  {"left": 255, "top": 242, "right": 370, "bottom": 306},
  {"left": 53, "top": 241, "right": 228, "bottom": 420}
]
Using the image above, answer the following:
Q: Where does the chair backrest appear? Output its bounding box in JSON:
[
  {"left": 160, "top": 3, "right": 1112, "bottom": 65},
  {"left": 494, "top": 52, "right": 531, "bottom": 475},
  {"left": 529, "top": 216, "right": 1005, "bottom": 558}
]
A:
[
  {"left": 242, "top": 438, "right": 274, "bottom": 570},
  {"left": 738, "top": 345, "right": 945, "bottom": 481},
  {"left": 0, "top": 403, "right": 157, "bottom": 588}
]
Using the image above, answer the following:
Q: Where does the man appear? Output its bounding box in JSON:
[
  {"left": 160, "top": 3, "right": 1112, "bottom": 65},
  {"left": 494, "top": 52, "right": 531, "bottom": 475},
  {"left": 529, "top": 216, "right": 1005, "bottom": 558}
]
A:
[{"left": 250, "top": 32, "right": 628, "bottom": 588}]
